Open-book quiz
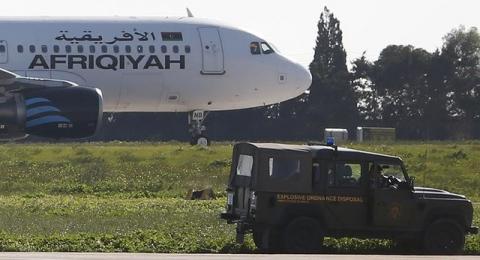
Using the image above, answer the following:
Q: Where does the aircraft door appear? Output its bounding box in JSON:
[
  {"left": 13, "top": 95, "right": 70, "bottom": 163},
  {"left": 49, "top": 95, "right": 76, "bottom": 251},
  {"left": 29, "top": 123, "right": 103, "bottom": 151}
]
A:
[
  {"left": 0, "top": 41, "right": 8, "bottom": 63},
  {"left": 198, "top": 27, "right": 225, "bottom": 75}
]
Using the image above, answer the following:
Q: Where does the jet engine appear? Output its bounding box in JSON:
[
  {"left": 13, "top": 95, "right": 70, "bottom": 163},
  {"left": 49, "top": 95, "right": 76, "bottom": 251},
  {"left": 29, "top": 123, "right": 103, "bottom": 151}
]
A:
[{"left": 0, "top": 86, "right": 103, "bottom": 140}]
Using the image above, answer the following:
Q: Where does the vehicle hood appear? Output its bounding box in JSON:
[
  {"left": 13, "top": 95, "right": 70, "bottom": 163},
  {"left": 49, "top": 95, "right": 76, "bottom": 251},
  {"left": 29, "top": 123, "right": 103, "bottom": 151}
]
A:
[{"left": 413, "top": 187, "right": 466, "bottom": 200}]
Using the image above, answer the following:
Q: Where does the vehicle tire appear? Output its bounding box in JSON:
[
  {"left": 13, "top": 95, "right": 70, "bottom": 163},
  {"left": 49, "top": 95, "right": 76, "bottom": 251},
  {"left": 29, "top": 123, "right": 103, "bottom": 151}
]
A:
[
  {"left": 283, "top": 216, "right": 324, "bottom": 254},
  {"left": 423, "top": 218, "right": 465, "bottom": 255},
  {"left": 190, "top": 135, "right": 210, "bottom": 146}
]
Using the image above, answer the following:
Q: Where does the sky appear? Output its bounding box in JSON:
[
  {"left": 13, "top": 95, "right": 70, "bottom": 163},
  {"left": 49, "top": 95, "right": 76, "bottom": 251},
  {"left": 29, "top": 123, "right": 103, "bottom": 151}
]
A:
[{"left": 4, "top": 0, "right": 480, "bottom": 67}]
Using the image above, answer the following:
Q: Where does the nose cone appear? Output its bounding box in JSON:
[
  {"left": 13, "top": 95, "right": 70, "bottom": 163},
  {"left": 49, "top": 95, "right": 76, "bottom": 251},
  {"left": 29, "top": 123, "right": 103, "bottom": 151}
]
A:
[
  {"left": 294, "top": 64, "right": 312, "bottom": 95},
  {"left": 267, "top": 55, "right": 312, "bottom": 105},
  {"left": 276, "top": 62, "right": 312, "bottom": 102}
]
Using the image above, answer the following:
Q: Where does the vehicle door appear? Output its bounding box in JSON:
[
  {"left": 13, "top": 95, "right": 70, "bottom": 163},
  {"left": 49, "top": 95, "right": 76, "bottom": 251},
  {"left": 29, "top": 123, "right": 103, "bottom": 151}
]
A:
[
  {"left": 229, "top": 144, "right": 256, "bottom": 218},
  {"left": 370, "top": 162, "right": 414, "bottom": 227},
  {"left": 324, "top": 160, "right": 369, "bottom": 229}
]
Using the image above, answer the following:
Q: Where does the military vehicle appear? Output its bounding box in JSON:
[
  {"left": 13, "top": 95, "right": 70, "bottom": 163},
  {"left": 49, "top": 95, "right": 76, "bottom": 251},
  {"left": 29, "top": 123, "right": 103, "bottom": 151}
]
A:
[{"left": 221, "top": 143, "right": 478, "bottom": 254}]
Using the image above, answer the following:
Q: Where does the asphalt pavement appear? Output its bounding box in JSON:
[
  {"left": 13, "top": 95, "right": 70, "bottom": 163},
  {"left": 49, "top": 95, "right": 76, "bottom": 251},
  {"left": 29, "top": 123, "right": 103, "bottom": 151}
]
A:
[{"left": 0, "top": 254, "right": 479, "bottom": 260}]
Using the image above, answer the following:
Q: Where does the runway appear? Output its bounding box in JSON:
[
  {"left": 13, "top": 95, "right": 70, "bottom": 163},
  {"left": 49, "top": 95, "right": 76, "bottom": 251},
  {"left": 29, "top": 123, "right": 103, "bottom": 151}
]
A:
[{"left": 0, "top": 253, "right": 478, "bottom": 260}]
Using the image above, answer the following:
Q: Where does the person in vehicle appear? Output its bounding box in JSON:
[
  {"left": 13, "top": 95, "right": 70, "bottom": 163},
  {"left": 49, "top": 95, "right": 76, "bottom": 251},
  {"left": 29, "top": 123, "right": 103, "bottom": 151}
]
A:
[{"left": 370, "top": 164, "right": 389, "bottom": 188}]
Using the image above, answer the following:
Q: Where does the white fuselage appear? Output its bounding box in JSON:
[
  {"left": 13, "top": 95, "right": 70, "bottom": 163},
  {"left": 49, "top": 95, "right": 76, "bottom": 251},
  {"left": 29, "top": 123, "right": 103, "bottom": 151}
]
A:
[{"left": 0, "top": 17, "right": 311, "bottom": 112}]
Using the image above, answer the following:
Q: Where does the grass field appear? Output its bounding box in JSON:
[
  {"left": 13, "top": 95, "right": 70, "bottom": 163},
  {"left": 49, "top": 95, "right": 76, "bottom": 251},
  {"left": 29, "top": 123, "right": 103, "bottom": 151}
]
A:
[{"left": 0, "top": 141, "right": 477, "bottom": 253}]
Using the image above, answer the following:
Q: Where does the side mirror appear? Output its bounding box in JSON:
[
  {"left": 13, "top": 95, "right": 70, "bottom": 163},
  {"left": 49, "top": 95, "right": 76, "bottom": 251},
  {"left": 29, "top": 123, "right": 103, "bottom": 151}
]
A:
[{"left": 408, "top": 177, "right": 415, "bottom": 189}]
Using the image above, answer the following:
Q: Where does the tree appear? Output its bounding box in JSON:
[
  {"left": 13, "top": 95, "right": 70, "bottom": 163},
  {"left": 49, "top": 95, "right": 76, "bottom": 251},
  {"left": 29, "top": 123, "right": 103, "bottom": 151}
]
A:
[
  {"left": 441, "top": 26, "right": 480, "bottom": 137},
  {"left": 423, "top": 50, "right": 450, "bottom": 139},
  {"left": 372, "top": 45, "right": 433, "bottom": 138},
  {"left": 351, "top": 53, "right": 381, "bottom": 122},
  {"left": 353, "top": 45, "right": 453, "bottom": 139},
  {"left": 307, "top": 7, "right": 358, "bottom": 137}
]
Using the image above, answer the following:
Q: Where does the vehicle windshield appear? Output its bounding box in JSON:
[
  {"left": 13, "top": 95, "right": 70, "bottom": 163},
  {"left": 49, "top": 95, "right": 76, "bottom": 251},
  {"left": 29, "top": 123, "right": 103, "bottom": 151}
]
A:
[{"left": 377, "top": 163, "right": 406, "bottom": 181}]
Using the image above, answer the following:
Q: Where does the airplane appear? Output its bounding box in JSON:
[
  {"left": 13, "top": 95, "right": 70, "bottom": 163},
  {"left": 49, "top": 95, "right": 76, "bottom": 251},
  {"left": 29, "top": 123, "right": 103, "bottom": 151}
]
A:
[{"left": 0, "top": 13, "right": 312, "bottom": 145}]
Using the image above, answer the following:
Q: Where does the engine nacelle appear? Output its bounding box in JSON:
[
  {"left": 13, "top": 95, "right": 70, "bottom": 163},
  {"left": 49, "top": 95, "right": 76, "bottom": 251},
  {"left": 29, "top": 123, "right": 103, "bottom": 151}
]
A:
[
  {"left": 0, "top": 94, "right": 27, "bottom": 140},
  {"left": 0, "top": 87, "right": 103, "bottom": 140}
]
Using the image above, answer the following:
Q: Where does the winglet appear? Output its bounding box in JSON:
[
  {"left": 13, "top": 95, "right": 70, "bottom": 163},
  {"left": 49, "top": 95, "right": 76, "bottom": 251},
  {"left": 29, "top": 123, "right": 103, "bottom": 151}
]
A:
[{"left": 186, "top": 8, "right": 194, "bottom": 18}]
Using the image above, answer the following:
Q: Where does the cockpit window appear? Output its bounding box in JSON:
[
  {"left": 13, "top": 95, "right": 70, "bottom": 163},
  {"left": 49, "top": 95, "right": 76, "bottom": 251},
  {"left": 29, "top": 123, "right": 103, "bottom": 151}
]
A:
[
  {"left": 250, "top": 42, "right": 261, "bottom": 55},
  {"left": 250, "top": 42, "right": 275, "bottom": 55},
  {"left": 261, "top": 42, "right": 274, "bottom": 54}
]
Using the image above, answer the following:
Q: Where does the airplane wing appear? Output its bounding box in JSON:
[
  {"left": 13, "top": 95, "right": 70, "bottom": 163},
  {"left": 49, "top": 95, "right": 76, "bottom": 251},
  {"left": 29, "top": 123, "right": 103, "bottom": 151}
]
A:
[
  {"left": 0, "top": 68, "right": 16, "bottom": 83},
  {"left": 0, "top": 67, "right": 77, "bottom": 93}
]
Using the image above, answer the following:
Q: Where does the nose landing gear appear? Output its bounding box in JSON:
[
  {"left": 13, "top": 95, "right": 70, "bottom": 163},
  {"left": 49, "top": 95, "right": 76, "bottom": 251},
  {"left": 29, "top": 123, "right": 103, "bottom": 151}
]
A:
[{"left": 188, "top": 110, "right": 210, "bottom": 146}]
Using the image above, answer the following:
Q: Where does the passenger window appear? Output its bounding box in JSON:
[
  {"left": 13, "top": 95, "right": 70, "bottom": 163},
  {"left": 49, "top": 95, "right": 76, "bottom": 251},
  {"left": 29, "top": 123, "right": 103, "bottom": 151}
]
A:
[
  {"left": 0, "top": 45, "right": 5, "bottom": 53},
  {"left": 173, "top": 45, "right": 179, "bottom": 53},
  {"left": 41, "top": 45, "right": 48, "bottom": 53},
  {"left": 250, "top": 42, "right": 261, "bottom": 55},
  {"left": 53, "top": 45, "right": 60, "bottom": 53},
  {"left": 237, "top": 155, "right": 253, "bottom": 177},
  {"left": 77, "top": 45, "right": 84, "bottom": 53},
  {"left": 161, "top": 45, "right": 167, "bottom": 53},
  {"left": 125, "top": 45, "right": 131, "bottom": 53},
  {"left": 149, "top": 46, "right": 155, "bottom": 53},
  {"left": 113, "top": 45, "right": 120, "bottom": 53},
  {"left": 261, "top": 42, "right": 274, "bottom": 54},
  {"left": 101, "top": 45, "right": 108, "bottom": 53},
  {"left": 328, "top": 162, "right": 362, "bottom": 187},
  {"left": 269, "top": 157, "right": 301, "bottom": 180},
  {"left": 17, "top": 45, "right": 23, "bottom": 53},
  {"left": 137, "top": 46, "right": 143, "bottom": 53},
  {"left": 185, "top": 45, "right": 191, "bottom": 53},
  {"left": 65, "top": 45, "right": 72, "bottom": 53},
  {"left": 29, "top": 45, "right": 36, "bottom": 53},
  {"left": 89, "top": 45, "right": 95, "bottom": 53}
]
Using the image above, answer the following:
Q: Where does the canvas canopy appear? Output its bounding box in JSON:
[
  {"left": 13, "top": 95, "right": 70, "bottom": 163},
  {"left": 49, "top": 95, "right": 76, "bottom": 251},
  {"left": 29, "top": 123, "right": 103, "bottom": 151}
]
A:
[{"left": 230, "top": 143, "right": 403, "bottom": 194}]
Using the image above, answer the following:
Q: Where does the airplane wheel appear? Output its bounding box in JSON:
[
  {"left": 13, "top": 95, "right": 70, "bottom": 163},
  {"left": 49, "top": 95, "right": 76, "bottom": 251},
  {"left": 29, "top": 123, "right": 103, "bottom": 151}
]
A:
[{"left": 190, "top": 135, "right": 210, "bottom": 146}]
